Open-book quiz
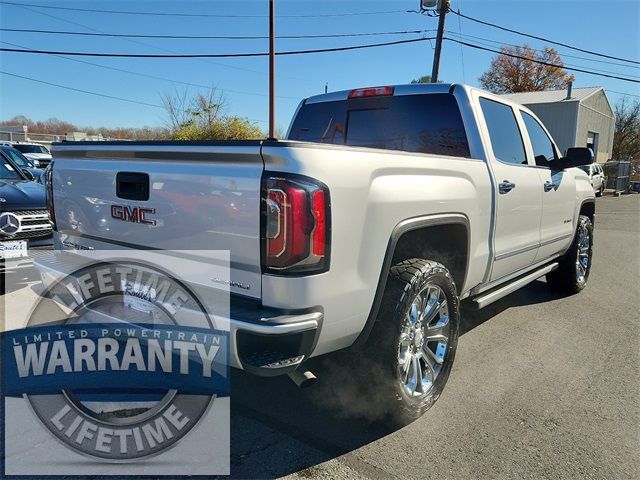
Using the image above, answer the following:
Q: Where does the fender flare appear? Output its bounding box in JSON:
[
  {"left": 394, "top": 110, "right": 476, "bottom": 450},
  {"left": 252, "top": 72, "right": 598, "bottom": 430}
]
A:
[{"left": 352, "top": 213, "right": 470, "bottom": 347}]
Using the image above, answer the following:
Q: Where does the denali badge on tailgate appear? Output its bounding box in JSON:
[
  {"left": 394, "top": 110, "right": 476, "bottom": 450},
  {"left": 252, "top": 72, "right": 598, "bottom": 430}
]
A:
[{"left": 111, "top": 204, "right": 156, "bottom": 225}]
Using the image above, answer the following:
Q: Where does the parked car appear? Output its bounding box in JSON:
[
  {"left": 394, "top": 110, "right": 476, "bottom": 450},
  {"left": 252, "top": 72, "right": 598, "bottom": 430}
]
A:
[
  {"left": 0, "top": 145, "right": 45, "bottom": 183},
  {"left": 38, "top": 83, "right": 595, "bottom": 425},
  {"left": 579, "top": 162, "right": 606, "bottom": 196},
  {"left": 11, "top": 142, "right": 53, "bottom": 168},
  {"left": 0, "top": 153, "right": 53, "bottom": 262}
]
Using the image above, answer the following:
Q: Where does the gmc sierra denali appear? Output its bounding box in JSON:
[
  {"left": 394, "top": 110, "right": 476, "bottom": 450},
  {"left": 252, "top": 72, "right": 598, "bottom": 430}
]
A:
[{"left": 39, "top": 83, "right": 595, "bottom": 423}]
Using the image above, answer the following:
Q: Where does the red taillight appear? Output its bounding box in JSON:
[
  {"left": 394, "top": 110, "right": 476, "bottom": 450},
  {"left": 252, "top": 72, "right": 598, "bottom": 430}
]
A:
[
  {"left": 311, "top": 190, "right": 326, "bottom": 257},
  {"left": 348, "top": 86, "right": 394, "bottom": 99},
  {"left": 263, "top": 175, "right": 330, "bottom": 274},
  {"left": 45, "top": 163, "right": 56, "bottom": 229}
]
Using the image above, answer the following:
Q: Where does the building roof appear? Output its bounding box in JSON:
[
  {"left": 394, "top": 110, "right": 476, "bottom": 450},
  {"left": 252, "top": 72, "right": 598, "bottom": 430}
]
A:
[{"left": 501, "top": 87, "right": 602, "bottom": 105}]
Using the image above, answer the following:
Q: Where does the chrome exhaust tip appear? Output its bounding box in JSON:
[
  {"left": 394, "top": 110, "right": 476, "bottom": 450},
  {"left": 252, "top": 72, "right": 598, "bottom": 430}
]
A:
[{"left": 288, "top": 369, "right": 317, "bottom": 388}]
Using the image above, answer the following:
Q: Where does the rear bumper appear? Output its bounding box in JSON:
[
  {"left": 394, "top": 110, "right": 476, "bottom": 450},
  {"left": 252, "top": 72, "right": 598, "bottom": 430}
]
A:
[
  {"left": 34, "top": 252, "right": 321, "bottom": 376},
  {"left": 227, "top": 304, "right": 321, "bottom": 376}
]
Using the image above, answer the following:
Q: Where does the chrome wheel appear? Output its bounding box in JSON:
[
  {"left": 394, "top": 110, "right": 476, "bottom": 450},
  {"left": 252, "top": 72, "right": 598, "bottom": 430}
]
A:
[
  {"left": 575, "top": 223, "right": 591, "bottom": 284},
  {"left": 397, "top": 284, "right": 450, "bottom": 397}
]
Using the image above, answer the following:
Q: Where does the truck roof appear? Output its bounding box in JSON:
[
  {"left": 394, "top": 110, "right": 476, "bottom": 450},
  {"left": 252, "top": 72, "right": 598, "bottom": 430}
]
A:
[{"left": 304, "top": 83, "right": 457, "bottom": 105}]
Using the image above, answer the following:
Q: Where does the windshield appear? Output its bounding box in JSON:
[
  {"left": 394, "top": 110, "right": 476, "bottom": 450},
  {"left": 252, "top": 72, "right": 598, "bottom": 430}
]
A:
[
  {"left": 0, "top": 156, "right": 23, "bottom": 180},
  {"left": 13, "top": 144, "right": 50, "bottom": 154},
  {"left": 578, "top": 165, "right": 590, "bottom": 174},
  {"left": 0, "top": 147, "right": 32, "bottom": 167}
]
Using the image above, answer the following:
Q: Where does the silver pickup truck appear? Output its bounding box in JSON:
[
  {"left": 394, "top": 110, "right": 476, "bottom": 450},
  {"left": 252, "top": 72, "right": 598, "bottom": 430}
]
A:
[{"left": 41, "top": 83, "right": 595, "bottom": 424}]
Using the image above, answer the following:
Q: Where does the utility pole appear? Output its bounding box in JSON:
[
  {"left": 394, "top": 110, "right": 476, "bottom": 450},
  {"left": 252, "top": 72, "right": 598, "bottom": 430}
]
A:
[
  {"left": 430, "top": 0, "right": 450, "bottom": 83},
  {"left": 268, "top": 0, "right": 276, "bottom": 139}
]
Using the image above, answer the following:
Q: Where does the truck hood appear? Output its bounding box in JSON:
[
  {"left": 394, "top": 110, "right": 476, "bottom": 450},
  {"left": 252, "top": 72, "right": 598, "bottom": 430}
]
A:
[{"left": 0, "top": 179, "right": 46, "bottom": 211}]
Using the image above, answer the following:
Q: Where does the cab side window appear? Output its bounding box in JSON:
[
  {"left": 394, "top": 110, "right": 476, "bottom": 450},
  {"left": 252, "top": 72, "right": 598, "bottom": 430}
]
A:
[
  {"left": 479, "top": 98, "right": 527, "bottom": 166},
  {"left": 521, "top": 112, "right": 557, "bottom": 167}
]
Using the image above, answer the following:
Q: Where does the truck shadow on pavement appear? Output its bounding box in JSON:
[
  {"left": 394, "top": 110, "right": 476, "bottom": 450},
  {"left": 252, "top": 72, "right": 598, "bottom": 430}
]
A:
[{"left": 229, "top": 279, "right": 565, "bottom": 478}]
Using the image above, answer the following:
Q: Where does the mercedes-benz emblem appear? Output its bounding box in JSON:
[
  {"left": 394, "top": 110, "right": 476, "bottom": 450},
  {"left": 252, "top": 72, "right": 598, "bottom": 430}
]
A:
[{"left": 0, "top": 212, "right": 21, "bottom": 235}]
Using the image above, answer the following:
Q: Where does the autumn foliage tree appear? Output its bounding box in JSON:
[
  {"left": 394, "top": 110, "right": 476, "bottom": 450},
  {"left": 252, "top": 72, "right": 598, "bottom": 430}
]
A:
[{"left": 479, "top": 44, "right": 575, "bottom": 94}]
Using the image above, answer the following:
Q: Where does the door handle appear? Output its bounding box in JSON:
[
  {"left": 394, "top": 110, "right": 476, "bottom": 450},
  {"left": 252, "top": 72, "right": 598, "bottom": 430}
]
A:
[
  {"left": 498, "top": 180, "right": 516, "bottom": 194},
  {"left": 544, "top": 181, "right": 557, "bottom": 192}
]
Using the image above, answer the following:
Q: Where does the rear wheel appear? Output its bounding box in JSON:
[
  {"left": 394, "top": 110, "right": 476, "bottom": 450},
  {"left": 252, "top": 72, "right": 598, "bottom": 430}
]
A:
[
  {"left": 546, "top": 215, "right": 593, "bottom": 294},
  {"left": 368, "top": 258, "right": 460, "bottom": 426}
]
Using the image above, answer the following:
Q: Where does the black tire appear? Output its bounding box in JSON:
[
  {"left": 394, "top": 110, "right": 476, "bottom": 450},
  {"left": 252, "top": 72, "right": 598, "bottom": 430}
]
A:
[
  {"left": 367, "top": 258, "right": 460, "bottom": 426},
  {"left": 546, "top": 215, "right": 593, "bottom": 294}
]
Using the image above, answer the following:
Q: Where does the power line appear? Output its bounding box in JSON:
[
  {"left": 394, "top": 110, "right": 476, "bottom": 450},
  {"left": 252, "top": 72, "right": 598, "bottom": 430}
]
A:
[
  {"left": 5, "top": 36, "right": 637, "bottom": 85},
  {"left": 0, "top": 70, "right": 268, "bottom": 123},
  {"left": 455, "top": 0, "right": 466, "bottom": 83},
  {"left": 443, "top": 32, "right": 640, "bottom": 80},
  {"left": 445, "top": 37, "right": 640, "bottom": 84},
  {"left": 607, "top": 90, "right": 640, "bottom": 98},
  {"left": 9, "top": 2, "right": 313, "bottom": 83},
  {"left": 0, "top": 2, "right": 409, "bottom": 18},
  {"left": 451, "top": 9, "right": 640, "bottom": 65},
  {"left": 0, "top": 70, "right": 163, "bottom": 108},
  {"left": 0, "top": 37, "right": 432, "bottom": 58},
  {"left": 0, "top": 27, "right": 431, "bottom": 40},
  {"left": 3, "top": 37, "right": 637, "bottom": 84},
  {"left": 0, "top": 40, "right": 300, "bottom": 100},
  {"left": 445, "top": 30, "right": 640, "bottom": 70}
]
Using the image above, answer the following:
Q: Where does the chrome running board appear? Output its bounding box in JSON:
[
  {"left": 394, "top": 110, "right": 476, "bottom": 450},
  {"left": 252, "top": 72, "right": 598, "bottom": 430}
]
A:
[{"left": 471, "top": 262, "right": 559, "bottom": 309}]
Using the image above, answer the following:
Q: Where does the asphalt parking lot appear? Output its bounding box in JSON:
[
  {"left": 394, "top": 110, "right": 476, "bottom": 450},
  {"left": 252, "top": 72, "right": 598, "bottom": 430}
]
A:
[
  {"left": 228, "top": 194, "right": 639, "bottom": 479},
  {"left": 1, "top": 195, "right": 638, "bottom": 478}
]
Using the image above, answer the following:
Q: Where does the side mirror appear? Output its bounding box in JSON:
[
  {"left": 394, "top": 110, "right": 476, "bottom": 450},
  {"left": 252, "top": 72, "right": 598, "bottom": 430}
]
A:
[
  {"left": 553, "top": 147, "right": 594, "bottom": 170},
  {"left": 21, "top": 169, "right": 35, "bottom": 181}
]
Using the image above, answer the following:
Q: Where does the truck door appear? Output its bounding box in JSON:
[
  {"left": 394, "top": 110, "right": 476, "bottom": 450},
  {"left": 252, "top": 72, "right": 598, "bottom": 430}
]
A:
[
  {"left": 477, "top": 97, "right": 543, "bottom": 281},
  {"left": 520, "top": 111, "right": 577, "bottom": 262}
]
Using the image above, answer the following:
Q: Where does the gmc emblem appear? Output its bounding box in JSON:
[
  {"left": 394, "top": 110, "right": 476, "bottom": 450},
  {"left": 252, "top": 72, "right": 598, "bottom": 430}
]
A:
[{"left": 111, "top": 205, "right": 156, "bottom": 226}]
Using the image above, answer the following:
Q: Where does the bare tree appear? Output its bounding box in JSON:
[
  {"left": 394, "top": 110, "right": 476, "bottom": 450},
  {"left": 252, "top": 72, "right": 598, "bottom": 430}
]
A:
[
  {"left": 160, "top": 88, "right": 263, "bottom": 140},
  {"left": 612, "top": 96, "right": 640, "bottom": 161},
  {"left": 160, "top": 88, "right": 194, "bottom": 131},
  {"left": 191, "top": 90, "right": 225, "bottom": 129}
]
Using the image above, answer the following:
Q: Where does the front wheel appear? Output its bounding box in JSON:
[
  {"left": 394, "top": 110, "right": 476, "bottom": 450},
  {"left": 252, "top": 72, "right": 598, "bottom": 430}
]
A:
[
  {"left": 369, "top": 258, "right": 460, "bottom": 426},
  {"left": 546, "top": 215, "right": 593, "bottom": 294}
]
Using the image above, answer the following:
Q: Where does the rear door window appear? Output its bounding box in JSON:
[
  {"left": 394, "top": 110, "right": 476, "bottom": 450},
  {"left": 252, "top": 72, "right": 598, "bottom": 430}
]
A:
[
  {"left": 288, "top": 93, "right": 470, "bottom": 157},
  {"left": 479, "top": 98, "right": 527, "bottom": 166}
]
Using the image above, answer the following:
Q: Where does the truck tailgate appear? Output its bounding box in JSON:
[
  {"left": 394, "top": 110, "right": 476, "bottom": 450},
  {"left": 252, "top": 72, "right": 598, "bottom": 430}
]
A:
[{"left": 51, "top": 142, "right": 264, "bottom": 299}]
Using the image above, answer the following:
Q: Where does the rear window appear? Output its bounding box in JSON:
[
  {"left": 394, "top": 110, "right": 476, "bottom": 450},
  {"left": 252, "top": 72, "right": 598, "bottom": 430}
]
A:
[{"left": 288, "top": 93, "right": 470, "bottom": 157}]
